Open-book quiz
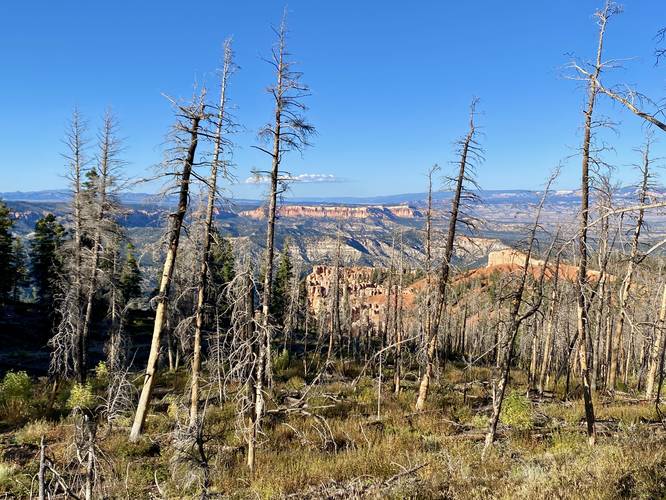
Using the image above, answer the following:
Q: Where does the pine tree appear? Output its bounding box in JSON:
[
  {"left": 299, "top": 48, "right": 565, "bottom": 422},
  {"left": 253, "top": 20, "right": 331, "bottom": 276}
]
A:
[
  {"left": 30, "top": 214, "right": 65, "bottom": 309},
  {"left": 0, "top": 201, "right": 14, "bottom": 303},
  {"left": 209, "top": 229, "right": 235, "bottom": 291},
  {"left": 272, "top": 241, "right": 293, "bottom": 327},
  {"left": 9, "top": 237, "right": 29, "bottom": 302},
  {"left": 205, "top": 228, "right": 235, "bottom": 333},
  {"left": 119, "top": 243, "right": 142, "bottom": 302}
]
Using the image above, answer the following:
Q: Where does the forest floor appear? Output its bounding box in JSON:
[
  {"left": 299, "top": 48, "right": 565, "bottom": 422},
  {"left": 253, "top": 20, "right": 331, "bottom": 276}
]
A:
[{"left": 2, "top": 358, "right": 666, "bottom": 499}]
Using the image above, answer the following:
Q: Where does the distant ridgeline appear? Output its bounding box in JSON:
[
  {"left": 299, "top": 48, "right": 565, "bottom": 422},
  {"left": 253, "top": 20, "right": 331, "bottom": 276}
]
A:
[{"left": 240, "top": 204, "right": 423, "bottom": 220}]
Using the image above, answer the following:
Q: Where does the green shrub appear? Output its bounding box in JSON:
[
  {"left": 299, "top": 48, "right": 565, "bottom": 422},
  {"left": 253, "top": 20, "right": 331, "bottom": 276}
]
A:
[
  {"left": 273, "top": 349, "right": 291, "bottom": 374},
  {"left": 500, "top": 390, "right": 533, "bottom": 431},
  {"left": 66, "top": 383, "right": 95, "bottom": 410},
  {"left": 0, "top": 371, "right": 32, "bottom": 421},
  {"left": 95, "top": 361, "right": 109, "bottom": 380},
  {"left": 471, "top": 414, "right": 489, "bottom": 429},
  {"left": 0, "top": 462, "right": 17, "bottom": 492}
]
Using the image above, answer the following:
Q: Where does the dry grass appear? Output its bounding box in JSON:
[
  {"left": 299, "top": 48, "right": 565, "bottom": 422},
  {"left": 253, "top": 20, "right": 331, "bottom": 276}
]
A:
[{"left": 2, "top": 364, "right": 666, "bottom": 498}]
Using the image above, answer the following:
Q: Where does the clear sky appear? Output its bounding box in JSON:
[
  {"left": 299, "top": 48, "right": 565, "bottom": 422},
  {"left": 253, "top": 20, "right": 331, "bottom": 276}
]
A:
[{"left": 0, "top": 1, "right": 664, "bottom": 199}]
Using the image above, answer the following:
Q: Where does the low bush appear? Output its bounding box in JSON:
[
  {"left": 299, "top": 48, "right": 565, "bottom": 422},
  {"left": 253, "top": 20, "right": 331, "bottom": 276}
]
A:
[
  {"left": 0, "top": 371, "right": 32, "bottom": 422},
  {"left": 500, "top": 390, "right": 533, "bottom": 431},
  {"left": 66, "top": 383, "right": 96, "bottom": 410}
]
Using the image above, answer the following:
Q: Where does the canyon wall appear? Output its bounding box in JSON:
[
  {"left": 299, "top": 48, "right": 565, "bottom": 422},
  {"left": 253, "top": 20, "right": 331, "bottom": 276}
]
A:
[{"left": 240, "top": 204, "right": 423, "bottom": 220}]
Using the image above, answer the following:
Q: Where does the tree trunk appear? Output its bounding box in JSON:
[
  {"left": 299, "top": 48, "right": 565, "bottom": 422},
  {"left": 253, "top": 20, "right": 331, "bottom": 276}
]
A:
[
  {"left": 609, "top": 143, "right": 650, "bottom": 392},
  {"left": 483, "top": 175, "right": 555, "bottom": 454},
  {"left": 646, "top": 283, "right": 666, "bottom": 398},
  {"left": 130, "top": 104, "right": 203, "bottom": 442},
  {"left": 572, "top": 4, "right": 612, "bottom": 445},
  {"left": 416, "top": 102, "right": 478, "bottom": 411},
  {"left": 189, "top": 41, "right": 233, "bottom": 429}
]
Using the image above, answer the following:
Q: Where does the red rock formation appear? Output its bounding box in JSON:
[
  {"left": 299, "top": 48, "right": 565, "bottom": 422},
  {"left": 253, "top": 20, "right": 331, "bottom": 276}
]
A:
[
  {"left": 305, "top": 265, "right": 422, "bottom": 333},
  {"left": 304, "top": 250, "right": 607, "bottom": 334},
  {"left": 240, "top": 204, "right": 422, "bottom": 220}
]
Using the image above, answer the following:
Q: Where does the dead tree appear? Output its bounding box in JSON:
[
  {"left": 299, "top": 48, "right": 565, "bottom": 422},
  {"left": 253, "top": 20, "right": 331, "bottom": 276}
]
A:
[
  {"left": 78, "top": 111, "right": 123, "bottom": 383},
  {"left": 130, "top": 90, "right": 207, "bottom": 442},
  {"left": 393, "top": 232, "right": 404, "bottom": 394},
  {"left": 608, "top": 137, "right": 653, "bottom": 391},
  {"left": 422, "top": 165, "right": 440, "bottom": 352},
  {"left": 415, "top": 98, "right": 482, "bottom": 410},
  {"left": 188, "top": 39, "right": 236, "bottom": 430},
  {"left": 592, "top": 174, "right": 616, "bottom": 390},
  {"left": 537, "top": 254, "right": 560, "bottom": 394},
  {"left": 326, "top": 231, "right": 342, "bottom": 364},
  {"left": 568, "top": 1, "right": 621, "bottom": 445},
  {"left": 483, "top": 172, "right": 557, "bottom": 454},
  {"left": 253, "top": 11, "right": 315, "bottom": 388},
  {"left": 66, "top": 110, "right": 87, "bottom": 378},
  {"left": 571, "top": 13, "right": 666, "bottom": 133},
  {"left": 49, "top": 110, "right": 88, "bottom": 382},
  {"left": 646, "top": 282, "right": 666, "bottom": 398}
]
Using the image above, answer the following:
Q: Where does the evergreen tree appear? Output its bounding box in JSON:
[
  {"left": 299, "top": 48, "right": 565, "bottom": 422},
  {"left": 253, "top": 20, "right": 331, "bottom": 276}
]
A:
[
  {"left": 207, "top": 229, "right": 235, "bottom": 326},
  {"left": 9, "top": 237, "right": 29, "bottom": 302},
  {"left": 0, "top": 201, "right": 14, "bottom": 303},
  {"left": 30, "top": 214, "right": 65, "bottom": 309},
  {"left": 209, "top": 229, "right": 235, "bottom": 289},
  {"left": 272, "top": 241, "right": 293, "bottom": 327},
  {"left": 119, "top": 242, "right": 142, "bottom": 302}
]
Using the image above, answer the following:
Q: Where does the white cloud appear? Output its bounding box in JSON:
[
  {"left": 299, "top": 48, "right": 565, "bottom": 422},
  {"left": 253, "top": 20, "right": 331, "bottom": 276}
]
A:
[{"left": 244, "top": 173, "right": 341, "bottom": 184}]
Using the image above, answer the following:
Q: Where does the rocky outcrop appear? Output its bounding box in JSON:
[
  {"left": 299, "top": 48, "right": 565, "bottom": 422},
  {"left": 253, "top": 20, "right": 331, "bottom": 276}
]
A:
[
  {"left": 483, "top": 249, "right": 601, "bottom": 281},
  {"left": 305, "top": 265, "right": 423, "bottom": 333},
  {"left": 239, "top": 204, "right": 422, "bottom": 220}
]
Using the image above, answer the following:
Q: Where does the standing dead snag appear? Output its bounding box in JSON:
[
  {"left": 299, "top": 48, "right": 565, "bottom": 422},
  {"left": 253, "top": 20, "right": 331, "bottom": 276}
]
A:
[
  {"left": 537, "top": 254, "right": 560, "bottom": 394},
  {"left": 415, "top": 98, "right": 482, "bottom": 411},
  {"left": 483, "top": 172, "right": 557, "bottom": 455},
  {"left": 79, "top": 111, "right": 123, "bottom": 383},
  {"left": 50, "top": 110, "right": 88, "bottom": 382},
  {"left": 188, "top": 39, "right": 236, "bottom": 430},
  {"left": 66, "top": 110, "right": 86, "bottom": 382},
  {"left": 568, "top": 0, "right": 621, "bottom": 445},
  {"left": 393, "top": 232, "right": 404, "bottom": 395},
  {"left": 571, "top": 16, "right": 666, "bottom": 133},
  {"left": 326, "top": 231, "right": 342, "bottom": 364},
  {"left": 130, "top": 90, "right": 207, "bottom": 442},
  {"left": 609, "top": 137, "right": 653, "bottom": 392},
  {"left": 253, "top": 11, "right": 315, "bottom": 389},
  {"left": 422, "top": 165, "right": 440, "bottom": 351},
  {"left": 647, "top": 282, "right": 666, "bottom": 399}
]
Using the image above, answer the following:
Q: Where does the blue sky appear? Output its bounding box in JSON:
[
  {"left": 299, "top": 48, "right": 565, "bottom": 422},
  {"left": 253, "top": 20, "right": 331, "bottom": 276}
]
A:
[{"left": 0, "top": 1, "right": 664, "bottom": 199}]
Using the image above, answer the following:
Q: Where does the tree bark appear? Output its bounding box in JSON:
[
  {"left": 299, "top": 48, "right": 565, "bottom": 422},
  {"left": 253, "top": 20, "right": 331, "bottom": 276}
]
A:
[
  {"left": 130, "top": 101, "right": 203, "bottom": 442},
  {"left": 416, "top": 101, "right": 478, "bottom": 411},
  {"left": 646, "top": 283, "right": 666, "bottom": 398},
  {"left": 189, "top": 41, "right": 233, "bottom": 429}
]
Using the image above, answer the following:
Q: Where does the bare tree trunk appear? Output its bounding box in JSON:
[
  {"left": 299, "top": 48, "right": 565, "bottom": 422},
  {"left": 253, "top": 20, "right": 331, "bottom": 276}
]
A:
[
  {"left": 66, "top": 110, "right": 86, "bottom": 383},
  {"left": 38, "top": 436, "right": 46, "bottom": 500},
  {"left": 189, "top": 40, "right": 234, "bottom": 429},
  {"left": 79, "top": 112, "right": 117, "bottom": 383},
  {"left": 416, "top": 100, "right": 480, "bottom": 411},
  {"left": 538, "top": 258, "right": 559, "bottom": 394},
  {"left": 255, "top": 13, "right": 314, "bottom": 388},
  {"left": 394, "top": 233, "right": 404, "bottom": 395},
  {"left": 609, "top": 140, "right": 651, "bottom": 392},
  {"left": 483, "top": 174, "right": 556, "bottom": 455},
  {"left": 528, "top": 319, "right": 539, "bottom": 393},
  {"left": 646, "top": 283, "right": 666, "bottom": 398},
  {"left": 422, "top": 165, "right": 439, "bottom": 362},
  {"left": 130, "top": 94, "right": 205, "bottom": 442},
  {"left": 327, "top": 232, "right": 342, "bottom": 364},
  {"left": 571, "top": 3, "right": 615, "bottom": 446}
]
